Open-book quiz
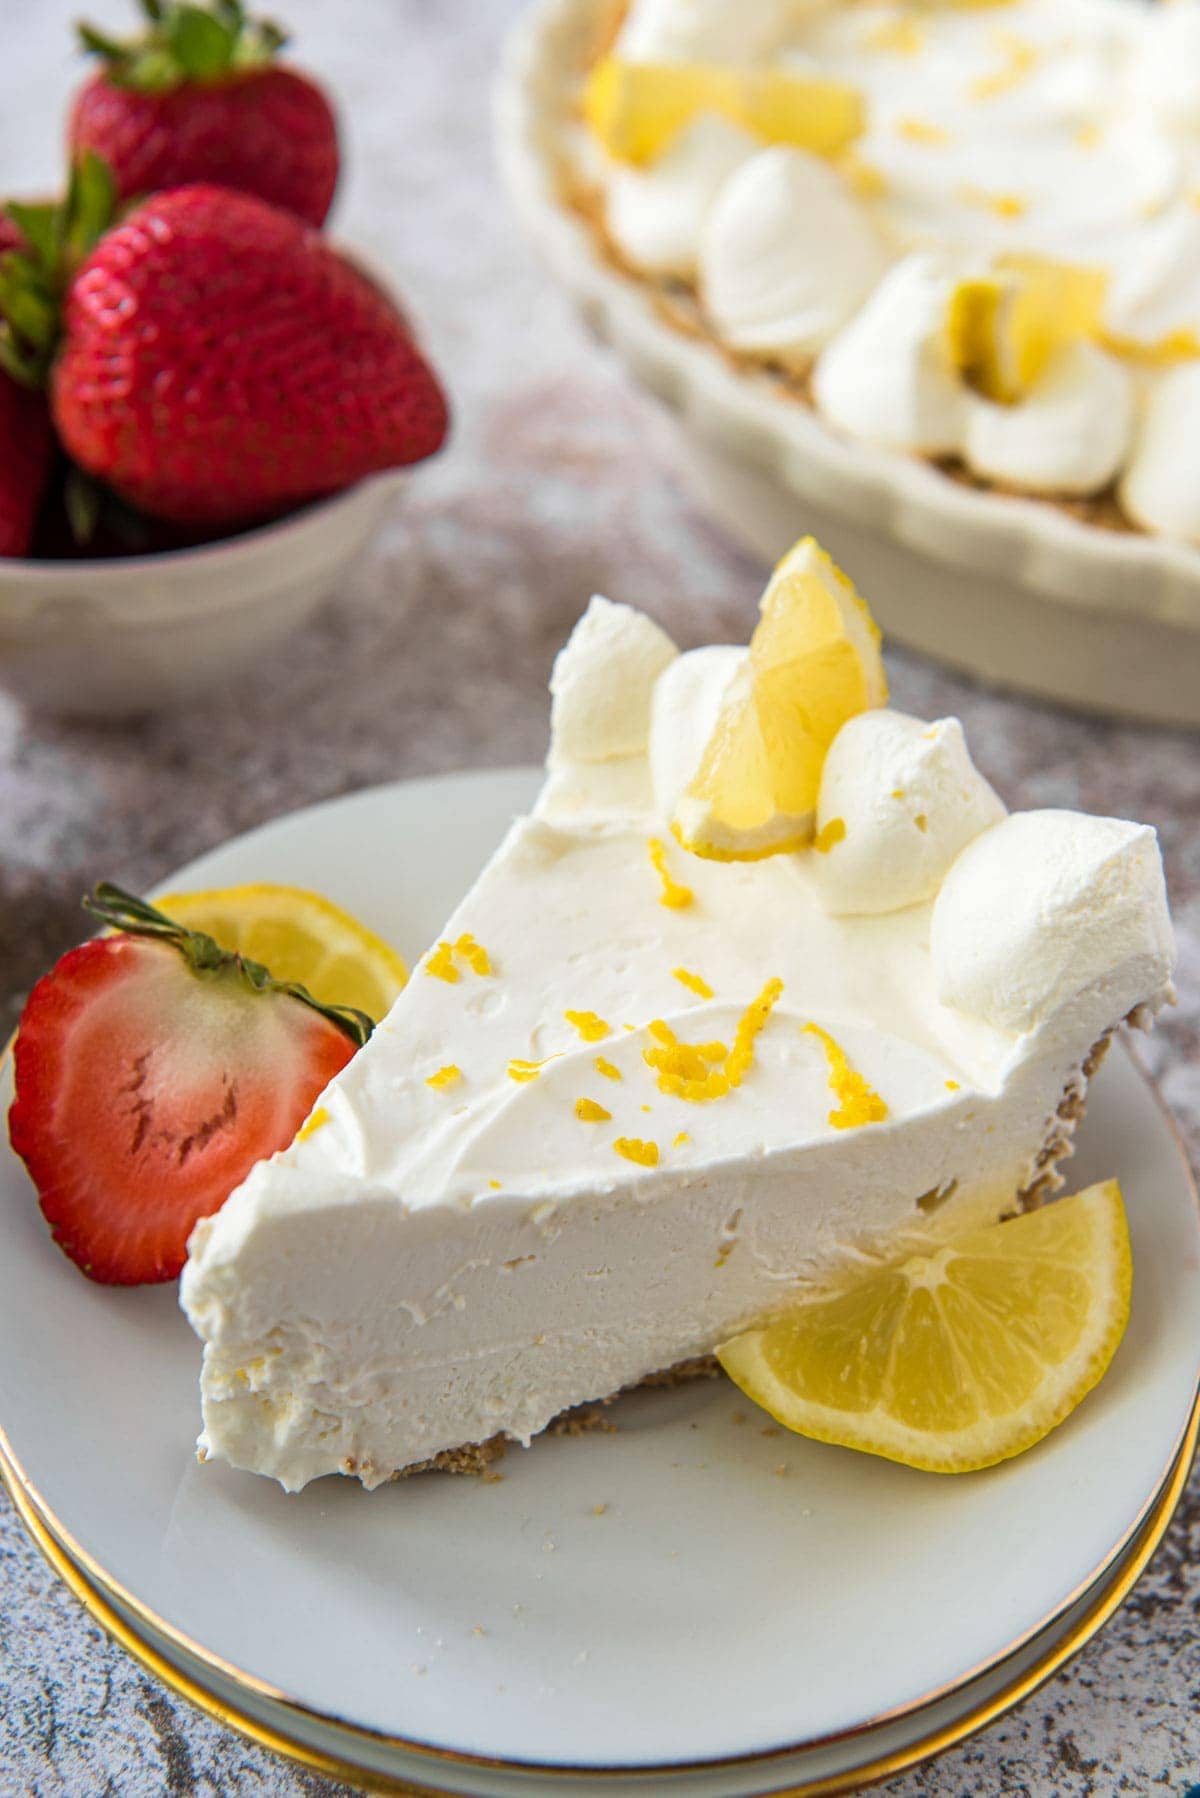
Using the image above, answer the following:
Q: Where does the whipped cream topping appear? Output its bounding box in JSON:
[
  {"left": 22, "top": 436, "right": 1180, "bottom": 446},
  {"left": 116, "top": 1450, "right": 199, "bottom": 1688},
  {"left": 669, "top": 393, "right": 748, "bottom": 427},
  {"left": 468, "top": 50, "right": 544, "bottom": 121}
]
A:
[
  {"left": 812, "top": 251, "right": 966, "bottom": 456},
  {"left": 1120, "top": 363, "right": 1200, "bottom": 545},
  {"left": 183, "top": 595, "right": 1175, "bottom": 1488},
  {"left": 648, "top": 641, "right": 744, "bottom": 820},
  {"left": 606, "top": 113, "right": 760, "bottom": 277},
  {"left": 585, "top": 0, "right": 1200, "bottom": 529},
  {"left": 699, "top": 147, "right": 890, "bottom": 366},
  {"left": 963, "top": 340, "right": 1134, "bottom": 497},
  {"left": 1104, "top": 201, "right": 1200, "bottom": 356},
  {"left": 616, "top": 0, "right": 819, "bottom": 66},
  {"left": 814, "top": 709, "right": 1006, "bottom": 916},
  {"left": 932, "top": 810, "right": 1174, "bottom": 1034},
  {"left": 549, "top": 594, "right": 677, "bottom": 764},
  {"left": 1130, "top": 0, "right": 1200, "bottom": 139}
]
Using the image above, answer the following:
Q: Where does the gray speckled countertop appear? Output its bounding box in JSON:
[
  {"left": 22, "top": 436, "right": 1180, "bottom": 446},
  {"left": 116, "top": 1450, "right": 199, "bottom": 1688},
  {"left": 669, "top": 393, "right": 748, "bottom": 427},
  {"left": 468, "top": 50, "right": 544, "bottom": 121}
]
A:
[{"left": 1, "top": 3, "right": 1199, "bottom": 1794}]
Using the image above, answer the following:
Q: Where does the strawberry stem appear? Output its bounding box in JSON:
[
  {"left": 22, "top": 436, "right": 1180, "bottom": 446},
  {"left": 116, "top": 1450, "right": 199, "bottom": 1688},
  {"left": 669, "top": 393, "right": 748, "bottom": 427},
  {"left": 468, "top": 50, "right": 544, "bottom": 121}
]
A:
[
  {"left": 83, "top": 882, "right": 375, "bottom": 1048},
  {"left": 77, "top": 0, "right": 289, "bottom": 91}
]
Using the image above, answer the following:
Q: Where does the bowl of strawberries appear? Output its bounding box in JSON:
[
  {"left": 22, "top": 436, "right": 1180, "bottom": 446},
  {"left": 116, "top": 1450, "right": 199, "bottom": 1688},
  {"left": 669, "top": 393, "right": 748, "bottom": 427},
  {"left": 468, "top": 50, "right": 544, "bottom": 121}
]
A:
[{"left": 0, "top": 0, "right": 449, "bottom": 718}]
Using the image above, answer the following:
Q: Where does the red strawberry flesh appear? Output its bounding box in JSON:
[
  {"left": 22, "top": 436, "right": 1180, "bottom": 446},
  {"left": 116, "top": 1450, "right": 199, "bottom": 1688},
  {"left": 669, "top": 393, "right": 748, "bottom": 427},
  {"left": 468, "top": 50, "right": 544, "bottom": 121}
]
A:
[
  {"left": 9, "top": 935, "right": 356, "bottom": 1284},
  {"left": 69, "top": 67, "right": 339, "bottom": 229}
]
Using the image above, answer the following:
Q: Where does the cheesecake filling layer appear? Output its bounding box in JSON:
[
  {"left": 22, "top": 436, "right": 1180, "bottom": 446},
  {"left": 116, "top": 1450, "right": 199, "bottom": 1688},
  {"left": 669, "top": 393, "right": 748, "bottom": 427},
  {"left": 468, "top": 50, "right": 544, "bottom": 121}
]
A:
[{"left": 182, "top": 609, "right": 1175, "bottom": 1490}]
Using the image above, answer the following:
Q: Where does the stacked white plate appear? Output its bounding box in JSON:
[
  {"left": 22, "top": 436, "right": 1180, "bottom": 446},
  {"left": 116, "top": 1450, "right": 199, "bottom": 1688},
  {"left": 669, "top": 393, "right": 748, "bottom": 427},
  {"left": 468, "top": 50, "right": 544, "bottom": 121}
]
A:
[{"left": 1, "top": 772, "right": 1198, "bottom": 1794}]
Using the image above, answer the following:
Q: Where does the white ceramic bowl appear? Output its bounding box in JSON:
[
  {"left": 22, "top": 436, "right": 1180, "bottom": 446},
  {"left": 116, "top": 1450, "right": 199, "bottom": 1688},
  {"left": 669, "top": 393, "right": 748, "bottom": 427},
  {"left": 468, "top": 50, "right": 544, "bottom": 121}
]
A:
[
  {"left": 0, "top": 470, "right": 406, "bottom": 720},
  {"left": 497, "top": 0, "right": 1200, "bottom": 728}
]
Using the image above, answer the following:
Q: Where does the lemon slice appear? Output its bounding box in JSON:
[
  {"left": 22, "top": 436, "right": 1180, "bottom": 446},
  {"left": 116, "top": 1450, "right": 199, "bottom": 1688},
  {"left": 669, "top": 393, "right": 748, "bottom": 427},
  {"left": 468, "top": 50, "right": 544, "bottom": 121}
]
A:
[
  {"left": 673, "top": 537, "right": 886, "bottom": 861},
  {"left": 718, "top": 1179, "right": 1131, "bottom": 1473},
  {"left": 946, "top": 257, "right": 1107, "bottom": 404},
  {"left": 155, "top": 883, "right": 407, "bottom": 1023},
  {"left": 583, "top": 58, "right": 864, "bottom": 166}
]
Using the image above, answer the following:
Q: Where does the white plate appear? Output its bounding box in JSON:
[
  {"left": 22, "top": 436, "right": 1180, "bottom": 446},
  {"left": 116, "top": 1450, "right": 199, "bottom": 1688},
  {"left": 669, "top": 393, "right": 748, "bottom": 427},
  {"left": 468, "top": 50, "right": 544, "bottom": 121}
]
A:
[
  {"left": 2, "top": 770, "right": 1198, "bottom": 1794},
  {"left": 496, "top": 0, "right": 1200, "bottom": 727}
]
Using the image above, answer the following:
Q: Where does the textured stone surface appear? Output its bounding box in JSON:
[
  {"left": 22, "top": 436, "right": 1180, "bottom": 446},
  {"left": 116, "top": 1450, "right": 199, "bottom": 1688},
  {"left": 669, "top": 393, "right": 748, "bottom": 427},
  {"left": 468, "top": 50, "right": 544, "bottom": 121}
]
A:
[{"left": 1, "top": 2, "right": 1198, "bottom": 1794}]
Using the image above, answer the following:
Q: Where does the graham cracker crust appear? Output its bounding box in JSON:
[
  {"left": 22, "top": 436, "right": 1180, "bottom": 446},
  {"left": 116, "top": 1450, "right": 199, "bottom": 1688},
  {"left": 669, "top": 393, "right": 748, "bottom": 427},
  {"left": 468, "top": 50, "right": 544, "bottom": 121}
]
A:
[
  {"left": 393, "top": 1356, "right": 721, "bottom": 1480},
  {"left": 559, "top": 169, "right": 1139, "bottom": 537},
  {"left": 394, "top": 1025, "right": 1125, "bottom": 1480}
]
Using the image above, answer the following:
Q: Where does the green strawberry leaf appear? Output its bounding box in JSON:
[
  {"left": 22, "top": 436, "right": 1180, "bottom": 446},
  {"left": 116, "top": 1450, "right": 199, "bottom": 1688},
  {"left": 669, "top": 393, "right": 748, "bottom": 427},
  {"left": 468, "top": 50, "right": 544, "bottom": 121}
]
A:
[
  {"left": 0, "top": 153, "right": 117, "bottom": 387},
  {"left": 65, "top": 152, "right": 116, "bottom": 262},
  {"left": 83, "top": 884, "right": 376, "bottom": 1048},
  {"left": 79, "top": 0, "right": 289, "bottom": 89},
  {"left": 167, "top": 4, "right": 237, "bottom": 79},
  {"left": 6, "top": 202, "right": 62, "bottom": 269}
]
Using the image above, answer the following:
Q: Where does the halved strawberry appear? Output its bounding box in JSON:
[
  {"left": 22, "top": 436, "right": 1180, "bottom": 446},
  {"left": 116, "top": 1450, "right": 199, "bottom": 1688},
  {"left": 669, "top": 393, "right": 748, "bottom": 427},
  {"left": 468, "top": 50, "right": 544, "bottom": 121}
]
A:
[{"left": 8, "top": 884, "right": 371, "bottom": 1285}]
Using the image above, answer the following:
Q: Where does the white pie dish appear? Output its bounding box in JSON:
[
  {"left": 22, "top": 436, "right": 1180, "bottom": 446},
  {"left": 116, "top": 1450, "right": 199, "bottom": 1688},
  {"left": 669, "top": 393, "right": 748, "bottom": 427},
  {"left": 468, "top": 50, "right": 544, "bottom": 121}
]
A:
[
  {"left": 0, "top": 768, "right": 1197, "bottom": 1794},
  {"left": 0, "top": 470, "right": 407, "bottom": 722},
  {"left": 495, "top": 0, "right": 1200, "bottom": 728}
]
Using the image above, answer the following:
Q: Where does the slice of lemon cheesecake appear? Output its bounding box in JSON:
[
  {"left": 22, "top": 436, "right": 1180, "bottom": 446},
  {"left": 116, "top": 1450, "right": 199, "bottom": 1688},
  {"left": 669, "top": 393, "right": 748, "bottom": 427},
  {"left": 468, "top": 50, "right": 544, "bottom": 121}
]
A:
[{"left": 181, "top": 542, "right": 1175, "bottom": 1490}]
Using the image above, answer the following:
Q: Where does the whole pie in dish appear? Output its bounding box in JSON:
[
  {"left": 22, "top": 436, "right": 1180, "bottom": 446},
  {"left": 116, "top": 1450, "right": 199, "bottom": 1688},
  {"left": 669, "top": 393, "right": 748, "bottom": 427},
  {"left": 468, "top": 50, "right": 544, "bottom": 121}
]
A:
[
  {"left": 181, "top": 539, "right": 1175, "bottom": 1489},
  {"left": 550, "top": 0, "right": 1200, "bottom": 543}
]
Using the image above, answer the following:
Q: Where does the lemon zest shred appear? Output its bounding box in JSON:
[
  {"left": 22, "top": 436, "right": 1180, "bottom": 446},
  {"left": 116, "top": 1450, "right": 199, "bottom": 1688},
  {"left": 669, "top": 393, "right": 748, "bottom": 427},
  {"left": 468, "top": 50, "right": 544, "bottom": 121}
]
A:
[
  {"left": 959, "top": 185, "right": 1028, "bottom": 218},
  {"left": 424, "top": 941, "right": 460, "bottom": 984},
  {"left": 673, "top": 966, "right": 714, "bottom": 999},
  {"left": 507, "top": 1055, "right": 560, "bottom": 1084},
  {"left": 969, "top": 31, "right": 1038, "bottom": 102},
  {"left": 673, "top": 1131, "right": 691, "bottom": 1148},
  {"left": 863, "top": 16, "right": 924, "bottom": 54},
  {"left": 594, "top": 1056, "right": 623, "bottom": 1081},
  {"left": 565, "top": 1009, "right": 610, "bottom": 1042},
  {"left": 614, "top": 1137, "right": 660, "bottom": 1168},
  {"left": 804, "top": 1023, "right": 889, "bottom": 1129},
  {"left": 648, "top": 836, "right": 694, "bottom": 908},
  {"left": 426, "top": 1065, "right": 462, "bottom": 1091},
  {"left": 488, "top": 1180, "right": 502, "bottom": 1190},
  {"left": 575, "top": 1097, "right": 612, "bottom": 1123},
  {"left": 644, "top": 978, "right": 782, "bottom": 1102},
  {"left": 897, "top": 116, "right": 949, "bottom": 145},
  {"left": 454, "top": 932, "right": 492, "bottom": 976},
  {"left": 945, "top": 1079, "right": 962, "bottom": 1092},
  {"left": 813, "top": 817, "right": 846, "bottom": 854},
  {"left": 297, "top": 1105, "right": 330, "bottom": 1142}
]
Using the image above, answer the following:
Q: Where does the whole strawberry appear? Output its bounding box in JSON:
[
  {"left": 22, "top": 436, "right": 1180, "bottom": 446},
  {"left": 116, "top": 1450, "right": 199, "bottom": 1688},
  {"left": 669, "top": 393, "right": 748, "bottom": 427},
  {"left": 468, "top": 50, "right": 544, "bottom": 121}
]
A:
[
  {"left": 9, "top": 884, "right": 372, "bottom": 1285},
  {"left": 52, "top": 184, "right": 449, "bottom": 526},
  {"left": 0, "top": 213, "right": 54, "bottom": 556},
  {"left": 70, "top": 0, "right": 338, "bottom": 227}
]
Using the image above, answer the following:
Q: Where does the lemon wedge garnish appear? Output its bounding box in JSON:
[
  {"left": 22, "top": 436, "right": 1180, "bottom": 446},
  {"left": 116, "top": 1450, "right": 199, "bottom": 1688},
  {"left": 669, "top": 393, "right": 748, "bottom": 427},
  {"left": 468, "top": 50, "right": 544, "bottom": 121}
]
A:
[
  {"left": 673, "top": 538, "right": 886, "bottom": 861},
  {"left": 583, "top": 57, "right": 864, "bottom": 166},
  {"left": 946, "top": 257, "right": 1107, "bottom": 404},
  {"left": 155, "top": 882, "right": 407, "bottom": 1023},
  {"left": 718, "top": 1179, "right": 1132, "bottom": 1473}
]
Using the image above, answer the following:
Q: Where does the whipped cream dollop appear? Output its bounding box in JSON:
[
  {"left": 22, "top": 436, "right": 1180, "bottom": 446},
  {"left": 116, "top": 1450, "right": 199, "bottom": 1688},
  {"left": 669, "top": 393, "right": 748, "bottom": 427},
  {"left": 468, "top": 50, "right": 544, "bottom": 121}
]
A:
[
  {"left": 617, "top": 0, "right": 819, "bottom": 65},
  {"left": 607, "top": 114, "right": 759, "bottom": 278},
  {"left": 814, "top": 709, "right": 1006, "bottom": 916},
  {"left": 932, "top": 810, "right": 1174, "bottom": 1034},
  {"left": 699, "top": 147, "right": 890, "bottom": 366},
  {"left": 648, "top": 642, "right": 744, "bottom": 820},
  {"left": 1104, "top": 202, "right": 1200, "bottom": 356},
  {"left": 812, "top": 251, "right": 966, "bottom": 455},
  {"left": 1120, "top": 364, "right": 1200, "bottom": 545},
  {"left": 1130, "top": 0, "right": 1200, "bottom": 138},
  {"left": 963, "top": 341, "right": 1133, "bottom": 497},
  {"left": 548, "top": 595, "right": 677, "bottom": 765}
]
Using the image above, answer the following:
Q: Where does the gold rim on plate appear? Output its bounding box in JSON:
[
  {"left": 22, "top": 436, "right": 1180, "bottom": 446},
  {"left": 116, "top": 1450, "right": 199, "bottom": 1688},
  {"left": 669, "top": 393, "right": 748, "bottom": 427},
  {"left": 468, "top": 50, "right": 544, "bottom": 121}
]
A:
[
  {"left": 0, "top": 1033, "right": 1198, "bottom": 1790},
  {"left": 4, "top": 1419, "right": 1195, "bottom": 1798}
]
